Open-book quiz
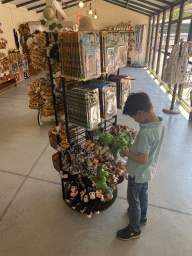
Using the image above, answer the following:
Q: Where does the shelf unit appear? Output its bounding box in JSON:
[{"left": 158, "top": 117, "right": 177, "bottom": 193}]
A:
[{"left": 46, "top": 31, "right": 119, "bottom": 212}]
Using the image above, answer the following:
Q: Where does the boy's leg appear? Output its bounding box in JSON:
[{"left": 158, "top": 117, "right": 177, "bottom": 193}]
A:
[
  {"left": 117, "top": 175, "right": 142, "bottom": 240},
  {"left": 127, "top": 175, "right": 143, "bottom": 231},
  {"left": 139, "top": 181, "right": 148, "bottom": 220}
]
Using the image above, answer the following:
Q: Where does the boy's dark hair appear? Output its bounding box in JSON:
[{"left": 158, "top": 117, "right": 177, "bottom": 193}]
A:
[{"left": 123, "top": 92, "right": 153, "bottom": 116}]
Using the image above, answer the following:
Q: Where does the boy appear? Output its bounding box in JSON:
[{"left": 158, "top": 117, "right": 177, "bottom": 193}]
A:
[{"left": 117, "top": 92, "right": 165, "bottom": 241}]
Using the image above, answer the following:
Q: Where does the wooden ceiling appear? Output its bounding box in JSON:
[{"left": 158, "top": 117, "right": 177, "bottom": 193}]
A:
[{"left": 0, "top": 0, "right": 184, "bottom": 16}]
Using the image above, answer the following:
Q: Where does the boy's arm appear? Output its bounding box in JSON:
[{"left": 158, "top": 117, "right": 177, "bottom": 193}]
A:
[{"left": 121, "top": 146, "right": 148, "bottom": 164}]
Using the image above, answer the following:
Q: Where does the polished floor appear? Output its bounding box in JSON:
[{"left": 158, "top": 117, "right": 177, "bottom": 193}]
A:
[{"left": 0, "top": 68, "right": 192, "bottom": 256}]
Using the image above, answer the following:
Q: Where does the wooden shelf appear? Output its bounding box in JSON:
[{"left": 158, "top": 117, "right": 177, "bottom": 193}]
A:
[{"left": 0, "top": 78, "right": 17, "bottom": 94}]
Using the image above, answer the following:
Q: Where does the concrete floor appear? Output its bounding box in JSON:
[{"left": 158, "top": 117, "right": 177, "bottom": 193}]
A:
[{"left": 0, "top": 68, "right": 192, "bottom": 256}]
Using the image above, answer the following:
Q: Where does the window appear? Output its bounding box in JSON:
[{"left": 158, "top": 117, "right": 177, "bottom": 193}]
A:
[
  {"left": 146, "top": 19, "right": 153, "bottom": 64},
  {"left": 161, "top": 23, "right": 168, "bottom": 52},
  {"left": 165, "top": 10, "right": 170, "bottom": 22},
  {"left": 153, "top": 51, "right": 159, "bottom": 72},
  {"left": 159, "top": 13, "right": 163, "bottom": 24},
  {"left": 180, "top": 19, "right": 191, "bottom": 41},
  {"left": 158, "top": 53, "right": 165, "bottom": 77},
  {"left": 183, "top": 2, "right": 192, "bottom": 18},
  {"left": 168, "top": 23, "right": 177, "bottom": 53},
  {"left": 156, "top": 22, "right": 162, "bottom": 51},
  {"left": 172, "top": 5, "right": 181, "bottom": 21}
]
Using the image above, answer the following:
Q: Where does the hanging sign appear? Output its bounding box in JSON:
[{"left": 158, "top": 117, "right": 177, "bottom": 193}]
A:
[{"left": 77, "top": 14, "right": 83, "bottom": 24}]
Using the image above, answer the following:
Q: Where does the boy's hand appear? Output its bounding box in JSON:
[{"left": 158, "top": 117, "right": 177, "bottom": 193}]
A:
[{"left": 121, "top": 146, "right": 129, "bottom": 156}]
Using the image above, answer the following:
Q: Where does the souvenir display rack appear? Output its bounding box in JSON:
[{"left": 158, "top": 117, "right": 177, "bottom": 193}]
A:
[
  {"left": 46, "top": 31, "right": 120, "bottom": 214},
  {"left": 0, "top": 53, "right": 17, "bottom": 94},
  {"left": 100, "top": 31, "right": 129, "bottom": 74},
  {"left": 45, "top": 31, "right": 135, "bottom": 217},
  {"left": 8, "top": 50, "right": 30, "bottom": 82}
]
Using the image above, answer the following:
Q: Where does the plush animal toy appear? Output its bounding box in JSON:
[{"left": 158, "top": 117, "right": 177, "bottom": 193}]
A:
[
  {"left": 65, "top": 181, "right": 78, "bottom": 203},
  {"left": 86, "top": 189, "right": 101, "bottom": 218},
  {"left": 115, "top": 168, "right": 125, "bottom": 184},
  {"left": 80, "top": 191, "right": 90, "bottom": 213}
]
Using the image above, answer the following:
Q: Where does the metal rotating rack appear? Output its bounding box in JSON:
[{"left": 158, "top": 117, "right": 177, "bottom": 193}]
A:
[{"left": 46, "top": 31, "right": 119, "bottom": 212}]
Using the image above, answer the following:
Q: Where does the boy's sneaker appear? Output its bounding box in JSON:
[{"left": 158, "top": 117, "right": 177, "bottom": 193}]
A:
[
  {"left": 127, "top": 210, "right": 147, "bottom": 225},
  {"left": 141, "top": 217, "right": 147, "bottom": 225},
  {"left": 117, "top": 224, "right": 142, "bottom": 241}
]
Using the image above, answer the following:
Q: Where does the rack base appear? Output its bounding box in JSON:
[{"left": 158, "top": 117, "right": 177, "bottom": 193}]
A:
[{"left": 62, "top": 180, "right": 118, "bottom": 212}]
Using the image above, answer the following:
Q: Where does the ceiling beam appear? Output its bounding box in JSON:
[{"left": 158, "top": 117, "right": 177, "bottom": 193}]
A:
[
  {"left": 155, "top": 0, "right": 172, "bottom": 5},
  {"left": 37, "top": 0, "right": 92, "bottom": 13},
  {"left": 28, "top": 3, "right": 46, "bottom": 11},
  {"left": 127, "top": 6, "right": 151, "bottom": 16},
  {"left": 104, "top": 0, "right": 150, "bottom": 16},
  {"left": 107, "top": 0, "right": 127, "bottom": 8},
  {"left": 104, "top": 0, "right": 127, "bottom": 9},
  {"left": 128, "top": 4, "right": 154, "bottom": 15},
  {"left": 126, "top": 0, "right": 131, "bottom": 8},
  {"left": 17, "top": 0, "right": 40, "bottom": 8},
  {"left": 132, "top": 0, "right": 162, "bottom": 9},
  {"left": 128, "top": 2, "right": 158, "bottom": 12},
  {"left": 2, "top": 0, "right": 14, "bottom": 4}
]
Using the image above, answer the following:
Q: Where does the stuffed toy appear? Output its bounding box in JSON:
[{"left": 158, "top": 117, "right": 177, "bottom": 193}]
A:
[
  {"left": 86, "top": 189, "right": 101, "bottom": 218},
  {"left": 115, "top": 168, "right": 125, "bottom": 184},
  {"left": 111, "top": 135, "right": 127, "bottom": 160},
  {"left": 65, "top": 181, "right": 78, "bottom": 203},
  {"left": 80, "top": 191, "right": 90, "bottom": 214},
  {"left": 98, "top": 132, "right": 113, "bottom": 146}
]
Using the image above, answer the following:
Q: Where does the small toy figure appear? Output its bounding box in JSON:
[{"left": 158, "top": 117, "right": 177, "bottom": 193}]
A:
[
  {"left": 65, "top": 181, "right": 78, "bottom": 203},
  {"left": 86, "top": 189, "right": 100, "bottom": 218},
  {"left": 80, "top": 192, "right": 89, "bottom": 214}
]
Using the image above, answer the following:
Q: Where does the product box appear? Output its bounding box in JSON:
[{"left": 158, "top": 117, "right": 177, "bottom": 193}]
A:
[
  {"left": 66, "top": 85, "right": 101, "bottom": 130},
  {"left": 108, "top": 75, "right": 131, "bottom": 109},
  {"left": 87, "top": 80, "right": 117, "bottom": 119},
  {"left": 100, "top": 31, "right": 128, "bottom": 73},
  {"left": 58, "top": 31, "right": 101, "bottom": 80}
]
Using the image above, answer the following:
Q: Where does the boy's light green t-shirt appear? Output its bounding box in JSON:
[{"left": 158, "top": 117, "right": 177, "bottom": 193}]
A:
[{"left": 126, "top": 117, "right": 165, "bottom": 183}]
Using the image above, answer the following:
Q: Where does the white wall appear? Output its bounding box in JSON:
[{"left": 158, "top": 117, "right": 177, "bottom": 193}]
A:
[
  {"left": 64, "top": 0, "right": 149, "bottom": 64},
  {"left": 0, "top": 1, "right": 149, "bottom": 64},
  {"left": 0, "top": 2, "right": 41, "bottom": 55}
]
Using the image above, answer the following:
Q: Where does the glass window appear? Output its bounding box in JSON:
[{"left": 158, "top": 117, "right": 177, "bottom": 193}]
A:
[
  {"left": 153, "top": 51, "right": 159, "bottom": 71},
  {"left": 183, "top": 2, "right": 192, "bottom": 18},
  {"left": 158, "top": 53, "right": 165, "bottom": 77},
  {"left": 180, "top": 19, "right": 191, "bottom": 41},
  {"left": 151, "top": 16, "right": 154, "bottom": 25},
  {"left": 149, "top": 48, "right": 154, "bottom": 67},
  {"left": 152, "top": 24, "right": 157, "bottom": 49},
  {"left": 165, "top": 10, "right": 170, "bottom": 22},
  {"left": 172, "top": 5, "right": 181, "bottom": 20},
  {"left": 156, "top": 24, "right": 162, "bottom": 51},
  {"left": 168, "top": 23, "right": 177, "bottom": 53},
  {"left": 146, "top": 21, "right": 153, "bottom": 63},
  {"left": 155, "top": 15, "right": 158, "bottom": 25},
  {"left": 162, "top": 23, "right": 168, "bottom": 52},
  {"left": 159, "top": 13, "right": 163, "bottom": 24}
]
